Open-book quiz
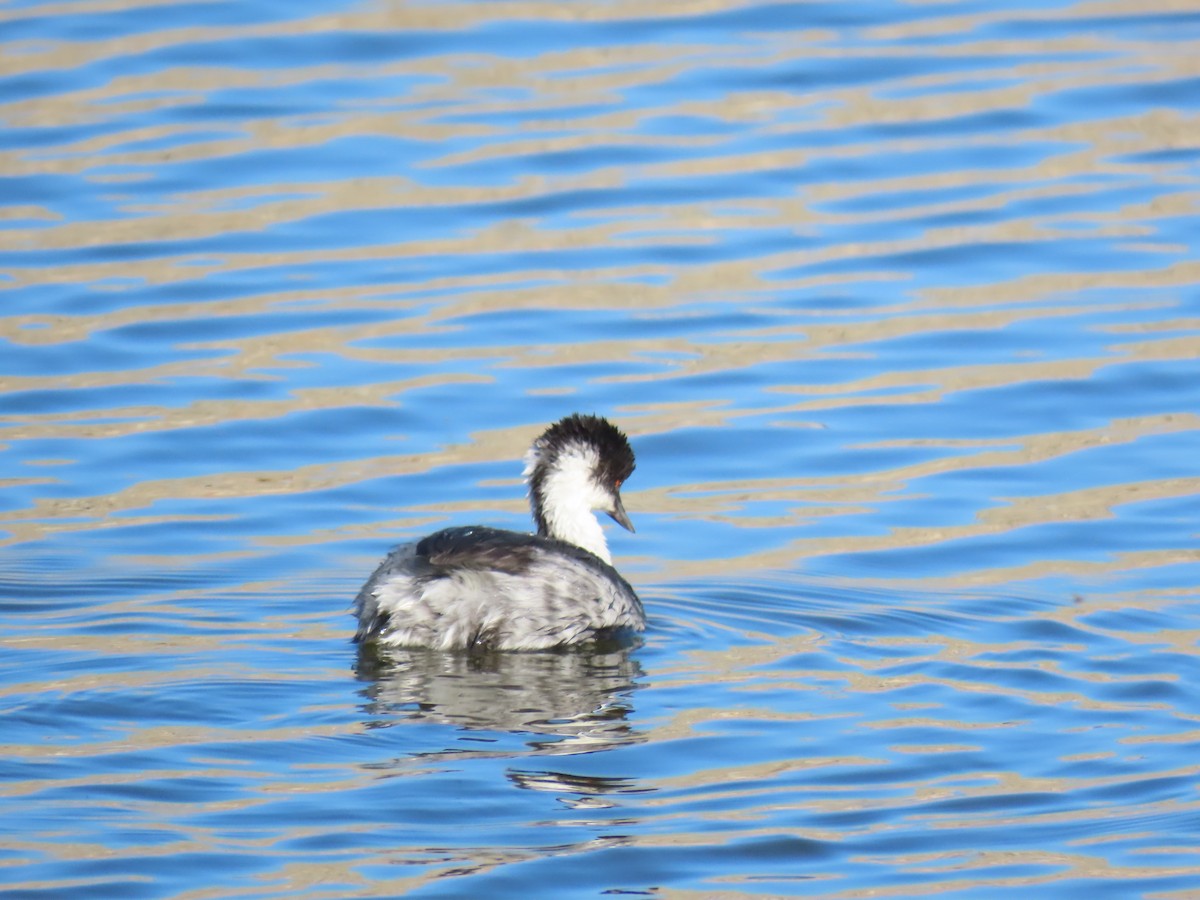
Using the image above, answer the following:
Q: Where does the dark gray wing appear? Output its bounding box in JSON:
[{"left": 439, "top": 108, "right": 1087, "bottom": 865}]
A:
[
  {"left": 415, "top": 527, "right": 636, "bottom": 600},
  {"left": 416, "top": 526, "right": 539, "bottom": 576}
]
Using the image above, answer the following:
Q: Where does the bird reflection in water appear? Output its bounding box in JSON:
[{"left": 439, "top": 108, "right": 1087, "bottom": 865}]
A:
[{"left": 355, "top": 638, "right": 644, "bottom": 757}]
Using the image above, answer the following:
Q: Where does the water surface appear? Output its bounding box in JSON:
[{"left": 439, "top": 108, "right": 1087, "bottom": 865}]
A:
[{"left": 3, "top": 0, "right": 1200, "bottom": 897}]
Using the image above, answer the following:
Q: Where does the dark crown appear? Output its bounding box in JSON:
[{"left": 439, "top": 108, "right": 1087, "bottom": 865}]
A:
[{"left": 530, "top": 414, "right": 635, "bottom": 487}]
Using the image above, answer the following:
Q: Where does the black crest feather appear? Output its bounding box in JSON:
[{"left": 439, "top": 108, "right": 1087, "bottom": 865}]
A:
[{"left": 531, "top": 414, "right": 634, "bottom": 485}]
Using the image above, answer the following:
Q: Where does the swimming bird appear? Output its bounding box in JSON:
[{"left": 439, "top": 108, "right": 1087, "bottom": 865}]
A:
[{"left": 354, "top": 414, "right": 643, "bottom": 651}]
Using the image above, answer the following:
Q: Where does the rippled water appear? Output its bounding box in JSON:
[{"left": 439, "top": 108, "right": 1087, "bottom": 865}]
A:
[{"left": 3, "top": 0, "right": 1200, "bottom": 897}]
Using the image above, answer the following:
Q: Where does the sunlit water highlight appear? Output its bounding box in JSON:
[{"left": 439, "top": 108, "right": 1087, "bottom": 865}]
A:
[{"left": 2, "top": 0, "right": 1199, "bottom": 897}]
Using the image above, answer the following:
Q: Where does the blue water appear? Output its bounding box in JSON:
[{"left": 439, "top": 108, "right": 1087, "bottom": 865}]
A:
[{"left": 3, "top": 0, "right": 1200, "bottom": 897}]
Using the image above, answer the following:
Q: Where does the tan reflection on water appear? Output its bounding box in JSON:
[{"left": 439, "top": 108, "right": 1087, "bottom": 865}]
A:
[
  {"left": 0, "top": 3, "right": 1194, "bottom": 575},
  {"left": 4, "top": 3, "right": 1200, "bottom": 899},
  {"left": 2, "top": 0, "right": 1195, "bottom": 285},
  {"left": 4, "top": 340, "right": 1198, "bottom": 585}
]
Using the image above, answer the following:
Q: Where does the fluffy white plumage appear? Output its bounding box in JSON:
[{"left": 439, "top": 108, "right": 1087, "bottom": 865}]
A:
[{"left": 354, "top": 414, "right": 642, "bottom": 651}]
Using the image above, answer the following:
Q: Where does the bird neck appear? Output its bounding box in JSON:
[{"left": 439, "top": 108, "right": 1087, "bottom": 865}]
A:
[
  {"left": 535, "top": 499, "right": 611, "bottom": 564},
  {"left": 528, "top": 449, "right": 612, "bottom": 564}
]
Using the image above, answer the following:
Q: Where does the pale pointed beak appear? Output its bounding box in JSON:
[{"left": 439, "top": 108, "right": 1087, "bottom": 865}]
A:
[{"left": 608, "top": 493, "right": 635, "bottom": 533}]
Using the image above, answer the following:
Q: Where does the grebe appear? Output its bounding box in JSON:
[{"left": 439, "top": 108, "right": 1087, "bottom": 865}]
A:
[{"left": 354, "top": 414, "right": 643, "bottom": 651}]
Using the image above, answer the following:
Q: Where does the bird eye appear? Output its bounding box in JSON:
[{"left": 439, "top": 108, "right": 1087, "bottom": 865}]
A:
[{"left": 614, "top": 479, "right": 623, "bottom": 489}]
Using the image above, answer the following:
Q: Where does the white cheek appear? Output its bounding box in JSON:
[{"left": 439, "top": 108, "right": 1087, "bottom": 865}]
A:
[{"left": 590, "top": 482, "right": 613, "bottom": 512}]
